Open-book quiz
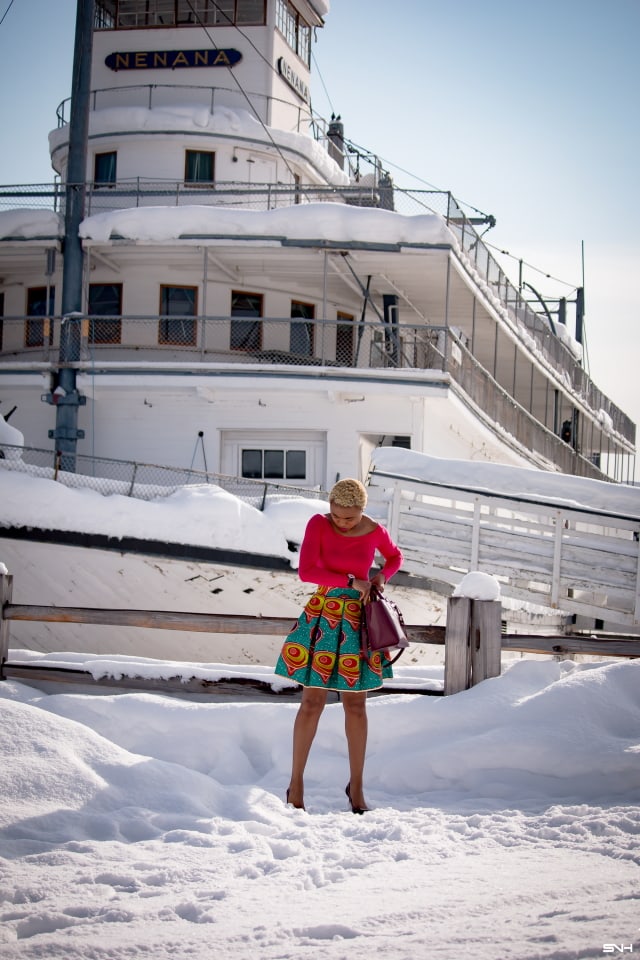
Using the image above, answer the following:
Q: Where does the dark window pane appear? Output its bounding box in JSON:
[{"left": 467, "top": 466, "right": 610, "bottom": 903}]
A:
[
  {"left": 159, "top": 286, "right": 197, "bottom": 345},
  {"left": 231, "top": 292, "right": 262, "bottom": 316},
  {"left": 242, "top": 449, "right": 262, "bottom": 478},
  {"left": 161, "top": 286, "right": 196, "bottom": 315},
  {"left": 286, "top": 450, "right": 306, "bottom": 479},
  {"left": 290, "top": 301, "right": 313, "bottom": 356},
  {"left": 264, "top": 449, "right": 284, "bottom": 478},
  {"left": 237, "top": 0, "right": 265, "bottom": 24},
  {"left": 94, "top": 151, "right": 117, "bottom": 186},
  {"left": 25, "top": 287, "right": 54, "bottom": 347},
  {"left": 88, "top": 284, "right": 122, "bottom": 343},
  {"left": 89, "top": 283, "right": 122, "bottom": 315},
  {"left": 185, "top": 150, "right": 214, "bottom": 183},
  {"left": 231, "top": 291, "right": 262, "bottom": 351},
  {"left": 26, "top": 287, "right": 54, "bottom": 315}
]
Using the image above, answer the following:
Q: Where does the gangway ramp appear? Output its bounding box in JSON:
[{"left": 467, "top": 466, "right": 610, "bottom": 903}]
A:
[{"left": 368, "top": 449, "right": 640, "bottom": 628}]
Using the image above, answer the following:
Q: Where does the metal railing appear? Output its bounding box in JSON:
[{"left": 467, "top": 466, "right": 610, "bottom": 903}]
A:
[
  {"left": 0, "top": 313, "right": 634, "bottom": 446},
  {"left": 55, "top": 81, "right": 326, "bottom": 147},
  {"left": 367, "top": 465, "right": 640, "bottom": 627},
  {"left": 0, "top": 315, "right": 634, "bottom": 479},
  {"left": 0, "top": 178, "right": 598, "bottom": 394},
  {"left": 0, "top": 444, "right": 327, "bottom": 508}
]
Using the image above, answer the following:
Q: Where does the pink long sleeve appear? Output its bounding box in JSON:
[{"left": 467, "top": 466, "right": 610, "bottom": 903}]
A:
[{"left": 298, "top": 514, "right": 403, "bottom": 587}]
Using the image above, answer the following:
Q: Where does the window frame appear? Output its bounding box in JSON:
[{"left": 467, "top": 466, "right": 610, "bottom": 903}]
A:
[
  {"left": 94, "top": 151, "right": 117, "bottom": 187},
  {"left": 158, "top": 284, "right": 198, "bottom": 346},
  {"left": 230, "top": 290, "right": 263, "bottom": 352},
  {"left": 185, "top": 149, "right": 215, "bottom": 185},
  {"left": 241, "top": 446, "right": 307, "bottom": 481},
  {"left": 95, "top": 0, "right": 266, "bottom": 29},
  {"left": 290, "top": 300, "right": 314, "bottom": 357},
  {"left": 275, "top": 0, "right": 311, "bottom": 65},
  {"left": 88, "top": 283, "right": 123, "bottom": 343},
  {"left": 25, "top": 286, "right": 55, "bottom": 348}
]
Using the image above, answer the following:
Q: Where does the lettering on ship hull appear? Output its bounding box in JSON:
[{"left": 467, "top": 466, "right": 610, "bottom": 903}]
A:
[{"left": 105, "top": 49, "right": 242, "bottom": 70}]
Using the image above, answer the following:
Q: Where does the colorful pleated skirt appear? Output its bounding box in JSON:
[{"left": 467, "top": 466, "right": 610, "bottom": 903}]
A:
[{"left": 274, "top": 586, "right": 393, "bottom": 692}]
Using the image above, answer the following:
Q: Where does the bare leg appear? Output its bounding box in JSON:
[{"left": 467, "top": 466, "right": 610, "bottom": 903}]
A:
[
  {"left": 286, "top": 687, "right": 328, "bottom": 808},
  {"left": 342, "top": 691, "right": 369, "bottom": 810}
]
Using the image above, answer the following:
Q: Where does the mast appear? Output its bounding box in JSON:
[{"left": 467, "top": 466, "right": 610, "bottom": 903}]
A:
[{"left": 49, "top": 0, "right": 94, "bottom": 472}]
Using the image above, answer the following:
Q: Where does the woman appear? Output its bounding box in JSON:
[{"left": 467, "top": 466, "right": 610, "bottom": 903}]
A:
[{"left": 274, "top": 478, "right": 403, "bottom": 814}]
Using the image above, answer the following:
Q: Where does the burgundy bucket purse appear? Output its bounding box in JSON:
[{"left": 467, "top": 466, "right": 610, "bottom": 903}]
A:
[{"left": 361, "top": 586, "right": 409, "bottom": 665}]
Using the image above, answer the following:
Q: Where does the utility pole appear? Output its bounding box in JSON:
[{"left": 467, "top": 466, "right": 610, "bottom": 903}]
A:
[{"left": 45, "top": 0, "right": 94, "bottom": 472}]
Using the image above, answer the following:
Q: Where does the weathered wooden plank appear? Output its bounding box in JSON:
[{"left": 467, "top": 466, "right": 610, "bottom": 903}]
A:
[
  {"left": 444, "top": 596, "right": 471, "bottom": 695},
  {"left": 1, "top": 603, "right": 438, "bottom": 645},
  {"left": 4, "top": 605, "right": 297, "bottom": 634},
  {"left": 470, "top": 600, "right": 502, "bottom": 683}
]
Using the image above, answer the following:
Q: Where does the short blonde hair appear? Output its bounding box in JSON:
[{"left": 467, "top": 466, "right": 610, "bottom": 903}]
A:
[{"left": 329, "top": 478, "right": 368, "bottom": 509}]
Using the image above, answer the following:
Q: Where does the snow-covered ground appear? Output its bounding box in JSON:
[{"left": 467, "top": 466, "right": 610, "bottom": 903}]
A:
[
  {"left": 1, "top": 657, "right": 639, "bottom": 959},
  {"left": 1, "top": 418, "right": 639, "bottom": 958}
]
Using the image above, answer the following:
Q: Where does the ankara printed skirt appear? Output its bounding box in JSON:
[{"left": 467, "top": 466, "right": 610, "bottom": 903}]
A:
[{"left": 274, "top": 586, "right": 393, "bottom": 692}]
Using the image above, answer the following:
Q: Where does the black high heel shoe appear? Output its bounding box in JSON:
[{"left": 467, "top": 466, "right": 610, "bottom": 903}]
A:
[
  {"left": 345, "top": 783, "right": 368, "bottom": 815},
  {"left": 286, "top": 788, "right": 305, "bottom": 811}
]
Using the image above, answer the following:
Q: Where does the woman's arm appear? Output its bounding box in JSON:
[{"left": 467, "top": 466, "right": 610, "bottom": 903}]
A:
[
  {"left": 298, "top": 515, "right": 351, "bottom": 587},
  {"left": 370, "top": 526, "right": 403, "bottom": 590}
]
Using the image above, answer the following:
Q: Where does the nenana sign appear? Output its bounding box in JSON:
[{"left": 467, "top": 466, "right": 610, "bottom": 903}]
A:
[{"left": 105, "top": 49, "right": 242, "bottom": 70}]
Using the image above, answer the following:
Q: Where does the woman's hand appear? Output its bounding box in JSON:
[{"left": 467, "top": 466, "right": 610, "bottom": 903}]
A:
[
  {"left": 370, "top": 573, "right": 386, "bottom": 593},
  {"left": 352, "top": 577, "right": 372, "bottom": 601}
]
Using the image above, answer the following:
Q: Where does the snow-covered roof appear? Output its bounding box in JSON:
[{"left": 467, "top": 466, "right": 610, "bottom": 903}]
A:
[{"left": 49, "top": 104, "right": 350, "bottom": 187}]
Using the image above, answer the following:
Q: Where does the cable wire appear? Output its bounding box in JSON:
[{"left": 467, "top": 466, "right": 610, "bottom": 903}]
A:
[
  {"left": 184, "top": 0, "right": 303, "bottom": 183},
  {"left": 0, "top": 0, "right": 17, "bottom": 27}
]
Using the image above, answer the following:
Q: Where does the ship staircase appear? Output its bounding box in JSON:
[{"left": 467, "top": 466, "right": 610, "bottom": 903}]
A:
[{"left": 367, "top": 454, "right": 640, "bottom": 632}]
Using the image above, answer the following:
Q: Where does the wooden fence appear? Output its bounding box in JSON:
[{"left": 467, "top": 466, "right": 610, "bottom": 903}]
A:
[
  {"left": 367, "top": 467, "right": 640, "bottom": 628},
  {"left": 1, "top": 572, "right": 639, "bottom": 696}
]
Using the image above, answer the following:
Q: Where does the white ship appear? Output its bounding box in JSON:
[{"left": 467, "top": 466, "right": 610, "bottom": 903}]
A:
[{"left": 0, "top": 1, "right": 637, "bottom": 667}]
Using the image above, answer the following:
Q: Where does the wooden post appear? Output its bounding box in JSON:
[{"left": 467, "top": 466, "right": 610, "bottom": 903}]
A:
[
  {"left": 0, "top": 573, "right": 13, "bottom": 681},
  {"left": 444, "top": 596, "right": 502, "bottom": 695},
  {"left": 444, "top": 596, "right": 471, "bottom": 695},
  {"left": 470, "top": 600, "right": 502, "bottom": 684}
]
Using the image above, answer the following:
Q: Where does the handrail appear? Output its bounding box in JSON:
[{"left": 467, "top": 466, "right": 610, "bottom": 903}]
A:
[{"left": 367, "top": 469, "right": 640, "bottom": 627}]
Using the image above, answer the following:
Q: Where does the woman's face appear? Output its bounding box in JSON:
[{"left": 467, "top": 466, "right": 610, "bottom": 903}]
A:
[{"left": 329, "top": 502, "right": 363, "bottom": 533}]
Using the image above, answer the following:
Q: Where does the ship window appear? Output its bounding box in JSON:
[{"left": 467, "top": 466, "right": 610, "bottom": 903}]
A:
[
  {"left": 275, "top": 0, "right": 311, "bottom": 65},
  {"left": 159, "top": 285, "right": 197, "bottom": 346},
  {"left": 290, "top": 300, "right": 314, "bottom": 357},
  {"left": 231, "top": 291, "right": 262, "bottom": 352},
  {"left": 88, "top": 284, "right": 123, "bottom": 343},
  {"left": 185, "top": 150, "right": 215, "bottom": 184},
  {"left": 25, "top": 287, "right": 55, "bottom": 348},
  {"left": 241, "top": 448, "right": 306, "bottom": 480},
  {"left": 95, "top": 2, "right": 116, "bottom": 29},
  {"left": 94, "top": 151, "right": 117, "bottom": 187},
  {"left": 98, "top": 0, "right": 266, "bottom": 28},
  {"left": 236, "top": 0, "right": 265, "bottom": 23}
]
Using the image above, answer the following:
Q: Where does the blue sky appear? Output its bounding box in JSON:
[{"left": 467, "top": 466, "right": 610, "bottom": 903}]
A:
[{"left": 0, "top": 0, "right": 638, "bottom": 472}]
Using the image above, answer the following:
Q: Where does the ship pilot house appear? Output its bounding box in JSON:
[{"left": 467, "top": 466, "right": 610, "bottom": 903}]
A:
[{"left": 0, "top": 0, "right": 635, "bottom": 489}]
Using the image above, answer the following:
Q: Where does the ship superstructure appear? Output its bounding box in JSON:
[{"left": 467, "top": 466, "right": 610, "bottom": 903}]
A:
[{"left": 0, "top": 0, "right": 635, "bottom": 489}]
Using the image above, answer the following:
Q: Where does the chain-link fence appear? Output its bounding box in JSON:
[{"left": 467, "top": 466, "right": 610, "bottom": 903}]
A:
[
  {"left": 0, "top": 180, "right": 452, "bottom": 217},
  {"left": 0, "top": 444, "right": 328, "bottom": 509}
]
